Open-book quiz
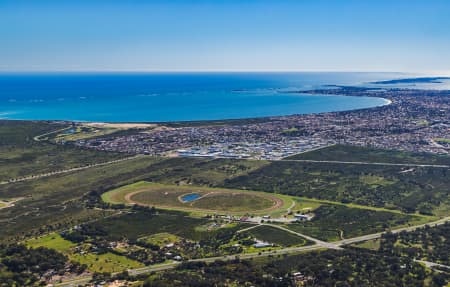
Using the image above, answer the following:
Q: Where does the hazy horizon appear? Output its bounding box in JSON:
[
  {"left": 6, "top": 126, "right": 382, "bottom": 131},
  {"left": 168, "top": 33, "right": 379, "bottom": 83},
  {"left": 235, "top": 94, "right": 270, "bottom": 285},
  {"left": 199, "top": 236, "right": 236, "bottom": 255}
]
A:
[{"left": 1, "top": 0, "right": 450, "bottom": 73}]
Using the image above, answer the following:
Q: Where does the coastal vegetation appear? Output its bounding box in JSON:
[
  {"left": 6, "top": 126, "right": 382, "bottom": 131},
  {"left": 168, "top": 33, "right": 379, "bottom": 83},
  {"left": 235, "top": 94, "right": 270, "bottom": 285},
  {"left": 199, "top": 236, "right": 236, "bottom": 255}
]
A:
[
  {"left": 286, "top": 144, "right": 450, "bottom": 165},
  {"left": 224, "top": 160, "right": 450, "bottom": 215},
  {"left": 0, "top": 120, "right": 124, "bottom": 182},
  {"left": 0, "top": 121, "right": 449, "bottom": 286}
]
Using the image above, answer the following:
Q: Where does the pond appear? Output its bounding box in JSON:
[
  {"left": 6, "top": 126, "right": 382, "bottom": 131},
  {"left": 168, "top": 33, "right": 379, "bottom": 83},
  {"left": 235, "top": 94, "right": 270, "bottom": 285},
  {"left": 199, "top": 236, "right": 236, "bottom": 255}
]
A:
[{"left": 181, "top": 193, "right": 201, "bottom": 203}]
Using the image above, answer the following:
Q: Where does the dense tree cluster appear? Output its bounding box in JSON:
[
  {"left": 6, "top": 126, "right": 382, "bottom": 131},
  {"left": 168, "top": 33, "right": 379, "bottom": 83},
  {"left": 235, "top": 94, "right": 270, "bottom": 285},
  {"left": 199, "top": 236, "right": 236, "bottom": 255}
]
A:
[
  {"left": 224, "top": 160, "right": 450, "bottom": 214},
  {"left": 379, "top": 223, "right": 450, "bottom": 265},
  {"left": 287, "top": 204, "right": 414, "bottom": 241},
  {"left": 0, "top": 244, "right": 83, "bottom": 287},
  {"left": 143, "top": 249, "right": 449, "bottom": 287}
]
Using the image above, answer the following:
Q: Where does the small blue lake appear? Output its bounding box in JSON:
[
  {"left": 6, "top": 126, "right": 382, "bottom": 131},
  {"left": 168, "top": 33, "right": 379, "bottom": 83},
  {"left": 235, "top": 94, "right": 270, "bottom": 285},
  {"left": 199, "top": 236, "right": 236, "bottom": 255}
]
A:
[{"left": 181, "top": 193, "right": 201, "bottom": 203}]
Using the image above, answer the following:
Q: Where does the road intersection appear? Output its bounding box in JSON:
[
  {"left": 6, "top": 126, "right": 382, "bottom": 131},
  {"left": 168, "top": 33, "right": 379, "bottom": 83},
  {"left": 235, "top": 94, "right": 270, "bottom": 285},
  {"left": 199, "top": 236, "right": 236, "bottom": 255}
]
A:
[{"left": 56, "top": 216, "right": 450, "bottom": 287}]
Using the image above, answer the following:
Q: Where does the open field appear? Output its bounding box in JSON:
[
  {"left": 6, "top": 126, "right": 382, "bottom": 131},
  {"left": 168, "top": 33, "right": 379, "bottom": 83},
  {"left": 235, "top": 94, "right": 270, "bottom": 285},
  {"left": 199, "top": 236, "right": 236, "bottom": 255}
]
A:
[
  {"left": 102, "top": 181, "right": 289, "bottom": 215},
  {"left": 351, "top": 238, "right": 381, "bottom": 250},
  {"left": 26, "top": 232, "right": 144, "bottom": 273},
  {"left": 286, "top": 144, "right": 450, "bottom": 165},
  {"left": 27, "top": 232, "right": 76, "bottom": 252},
  {"left": 138, "top": 233, "right": 182, "bottom": 247},
  {"left": 243, "top": 225, "right": 310, "bottom": 247},
  {"left": 70, "top": 252, "right": 144, "bottom": 273}
]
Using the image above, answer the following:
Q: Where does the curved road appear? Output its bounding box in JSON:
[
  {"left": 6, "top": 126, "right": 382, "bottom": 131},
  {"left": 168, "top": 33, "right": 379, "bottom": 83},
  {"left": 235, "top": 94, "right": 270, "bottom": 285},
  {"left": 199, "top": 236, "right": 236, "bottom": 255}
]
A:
[
  {"left": 56, "top": 216, "right": 450, "bottom": 287},
  {"left": 19, "top": 127, "right": 450, "bottom": 286}
]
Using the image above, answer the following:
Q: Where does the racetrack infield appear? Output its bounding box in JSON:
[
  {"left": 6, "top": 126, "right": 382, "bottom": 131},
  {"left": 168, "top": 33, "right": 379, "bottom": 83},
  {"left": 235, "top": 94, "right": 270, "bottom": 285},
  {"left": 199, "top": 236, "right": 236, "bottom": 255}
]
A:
[{"left": 102, "top": 181, "right": 286, "bottom": 215}]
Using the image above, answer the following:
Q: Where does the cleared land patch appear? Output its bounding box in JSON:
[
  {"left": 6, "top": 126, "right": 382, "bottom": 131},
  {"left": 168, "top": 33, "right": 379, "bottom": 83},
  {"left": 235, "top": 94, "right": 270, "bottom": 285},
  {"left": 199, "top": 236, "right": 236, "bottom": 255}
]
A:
[
  {"left": 26, "top": 232, "right": 143, "bottom": 273},
  {"left": 138, "top": 232, "right": 182, "bottom": 247},
  {"left": 103, "top": 181, "right": 286, "bottom": 215},
  {"left": 0, "top": 198, "right": 23, "bottom": 210},
  {"left": 244, "top": 225, "right": 310, "bottom": 247}
]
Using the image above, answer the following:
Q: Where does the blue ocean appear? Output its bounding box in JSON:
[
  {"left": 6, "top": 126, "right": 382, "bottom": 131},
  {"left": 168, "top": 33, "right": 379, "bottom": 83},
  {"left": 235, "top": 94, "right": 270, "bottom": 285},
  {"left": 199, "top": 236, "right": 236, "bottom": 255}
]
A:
[{"left": 0, "top": 72, "right": 400, "bottom": 122}]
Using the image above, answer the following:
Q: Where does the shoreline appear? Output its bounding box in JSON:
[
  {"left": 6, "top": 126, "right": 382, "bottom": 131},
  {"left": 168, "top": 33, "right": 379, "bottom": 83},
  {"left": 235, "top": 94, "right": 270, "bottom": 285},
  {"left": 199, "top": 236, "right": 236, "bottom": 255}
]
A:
[{"left": 0, "top": 95, "right": 391, "bottom": 125}]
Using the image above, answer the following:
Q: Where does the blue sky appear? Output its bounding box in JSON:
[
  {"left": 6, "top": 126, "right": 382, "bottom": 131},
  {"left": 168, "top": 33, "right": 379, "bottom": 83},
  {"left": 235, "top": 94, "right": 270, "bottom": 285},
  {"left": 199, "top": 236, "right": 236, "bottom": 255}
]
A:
[{"left": 1, "top": 0, "right": 449, "bottom": 73}]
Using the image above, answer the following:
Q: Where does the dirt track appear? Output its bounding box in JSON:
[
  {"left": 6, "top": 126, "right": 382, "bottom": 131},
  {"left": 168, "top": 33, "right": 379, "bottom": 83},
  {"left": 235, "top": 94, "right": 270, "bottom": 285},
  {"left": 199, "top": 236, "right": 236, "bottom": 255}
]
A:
[{"left": 123, "top": 189, "right": 284, "bottom": 214}]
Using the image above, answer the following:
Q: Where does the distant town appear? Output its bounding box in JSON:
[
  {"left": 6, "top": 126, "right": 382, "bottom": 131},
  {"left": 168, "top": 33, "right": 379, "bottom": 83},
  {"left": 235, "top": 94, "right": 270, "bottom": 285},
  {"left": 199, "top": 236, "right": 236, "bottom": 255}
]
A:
[{"left": 68, "top": 87, "right": 450, "bottom": 159}]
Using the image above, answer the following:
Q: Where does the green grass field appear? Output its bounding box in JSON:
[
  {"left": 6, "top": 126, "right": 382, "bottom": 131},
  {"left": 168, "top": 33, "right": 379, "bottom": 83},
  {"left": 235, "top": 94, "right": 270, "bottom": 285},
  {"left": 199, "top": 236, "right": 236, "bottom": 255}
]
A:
[
  {"left": 70, "top": 252, "right": 143, "bottom": 273},
  {"left": 351, "top": 239, "right": 381, "bottom": 250},
  {"left": 244, "top": 225, "right": 310, "bottom": 247},
  {"left": 138, "top": 232, "right": 182, "bottom": 247},
  {"left": 26, "top": 232, "right": 143, "bottom": 273},
  {"left": 102, "top": 181, "right": 287, "bottom": 215},
  {"left": 27, "top": 232, "right": 76, "bottom": 252}
]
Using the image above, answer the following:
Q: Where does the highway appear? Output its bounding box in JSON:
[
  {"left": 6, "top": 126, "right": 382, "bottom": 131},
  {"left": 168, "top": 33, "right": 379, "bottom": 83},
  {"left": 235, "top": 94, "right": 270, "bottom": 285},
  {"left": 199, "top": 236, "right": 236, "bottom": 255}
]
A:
[
  {"left": 264, "top": 223, "right": 341, "bottom": 250},
  {"left": 281, "top": 159, "right": 450, "bottom": 168},
  {"left": 334, "top": 216, "right": 450, "bottom": 246},
  {"left": 25, "top": 128, "right": 450, "bottom": 286},
  {"left": 56, "top": 216, "right": 450, "bottom": 287}
]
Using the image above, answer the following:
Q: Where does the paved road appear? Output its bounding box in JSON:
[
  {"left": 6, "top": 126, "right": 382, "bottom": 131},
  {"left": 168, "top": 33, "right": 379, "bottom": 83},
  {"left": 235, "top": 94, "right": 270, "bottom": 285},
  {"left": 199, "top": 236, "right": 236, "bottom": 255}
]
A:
[
  {"left": 415, "top": 260, "right": 450, "bottom": 270},
  {"left": 56, "top": 244, "right": 323, "bottom": 287},
  {"left": 56, "top": 216, "right": 450, "bottom": 287},
  {"left": 0, "top": 155, "right": 142, "bottom": 185},
  {"left": 281, "top": 159, "right": 450, "bottom": 168},
  {"left": 264, "top": 223, "right": 341, "bottom": 250},
  {"left": 334, "top": 216, "right": 450, "bottom": 246}
]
